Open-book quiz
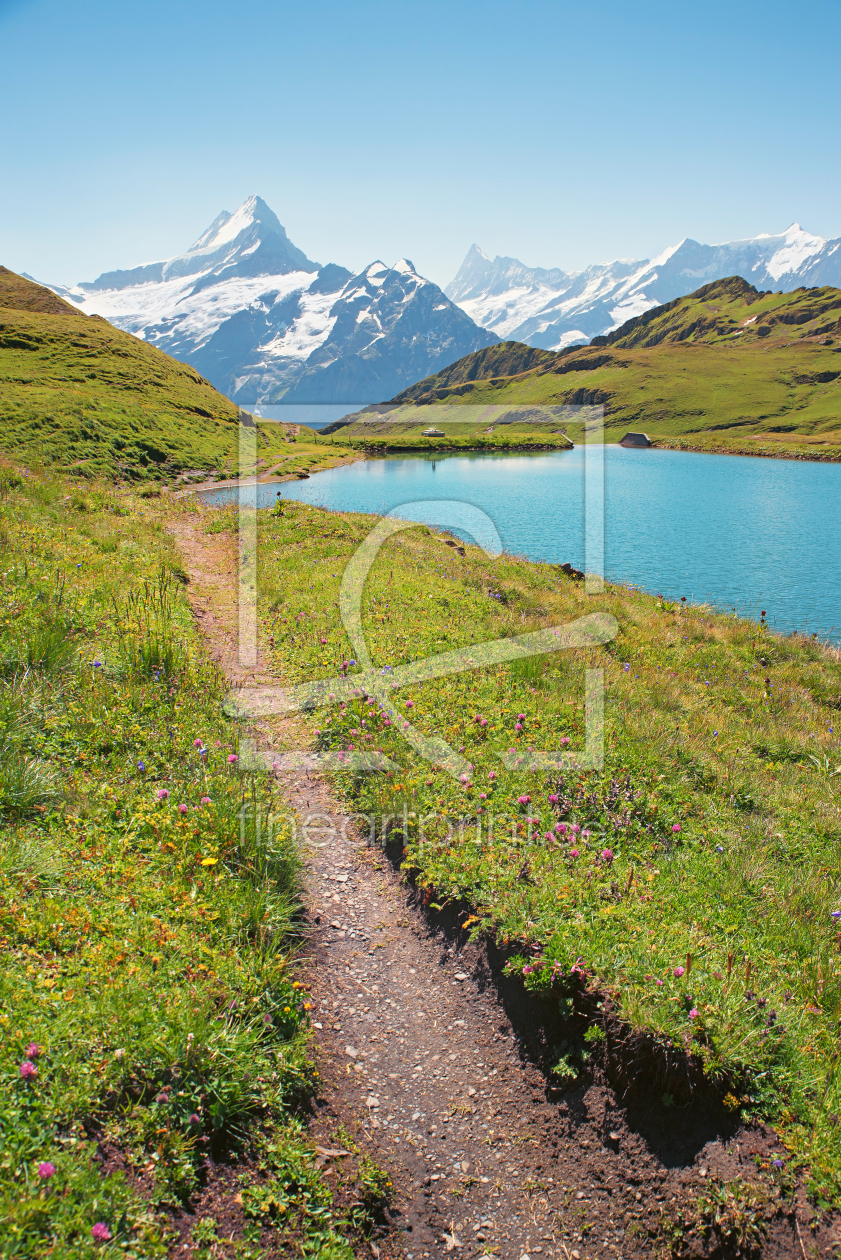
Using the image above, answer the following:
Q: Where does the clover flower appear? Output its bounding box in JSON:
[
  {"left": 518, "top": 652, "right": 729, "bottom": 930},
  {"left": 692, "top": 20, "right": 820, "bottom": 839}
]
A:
[
  {"left": 91, "top": 1223, "right": 112, "bottom": 1242},
  {"left": 548, "top": 793, "right": 558, "bottom": 804},
  {"left": 193, "top": 738, "right": 203, "bottom": 748},
  {"left": 601, "top": 848, "right": 613, "bottom": 864},
  {"left": 517, "top": 794, "right": 531, "bottom": 806},
  {"left": 406, "top": 700, "right": 414, "bottom": 709},
  {"left": 37, "top": 1161, "right": 56, "bottom": 1179},
  {"left": 671, "top": 823, "right": 682, "bottom": 833},
  {"left": 688, "top": 1008, "right": 699, "bottom": 1019},
  {"left": 20, "top": 1061, "right": 37, "bottom": 1080},
  {"left": 673, "top": 966, "right": 685, "bottom": 978},
  {"left": 569, "top": 848, "right": 580, "bottom": 859},
  {"left": 555, "top": 822, "right": 567, "bottom": 834},
  {"left": 156, "top": 789, "right": 170, "bottom": 801},
  {"left": 227, "top": 754, "right": 238, "bottom": 764},
  {"left": 25, "top": 1042, "right": 41, "bottom": 1059},
  {"left": 178, "top": 803, "right": 188, "bottom": 814},
  {"left": 488, "top": 771, "right": 497, "bottom": 781},
  {"left": 200, "top": 796, "right": 211, "bottom": 805}
]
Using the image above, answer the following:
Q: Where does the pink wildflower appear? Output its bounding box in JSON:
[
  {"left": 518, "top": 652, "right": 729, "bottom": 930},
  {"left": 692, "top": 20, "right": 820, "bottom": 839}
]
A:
[
  {"left": 601, "top": 848, "right": 614, "bottom": 864},
  {"left": 91, "top": 1223, "right": 112, "bottom": 1242},
  {"left": 193, "top": 738, "right": 203, "bottom": 748},
  {"left": 544, "top": 831, "right": 554, "bottom": 841},
  {"left": 569, "top": 848, "right": 580, "bottom": 858},
  {"left": 515, "top": 722, "right": 523, "bottom": 732},
  {"left": 555, "top": 822, "right": 567, "bottom": 834},
  {"left": 178, "top": 803, "right": 188, "bottom": 814},
  {"left": 479, "top": 792, "right": 487, "bottom": 800},
  {"left": 517, "top": 713, "right": 525, "bottom": 721},
  {"left": 25, "top": 1042, "right": 42, "bottom": 1059},
  {"left": 548, "top": 793, "right": 559, "bottom": 804},
  {"left": 459, "top": 773, "right": 470, "bottom": 785},
  {"left": 517, "top": 794, "right": 531, "bottom": 806},
  {"left": 200, "top": 796, "right": 211, "bottom": 805},
  {"left": 320, "top": 637, "right": 327, "bottom": 644},
  {"left": 560, "top": 735, "right": 571, "bottom": 746},
  {"left": 570, "top": 823, "right": 581, "bottom": 834},
  {"left": 674, "top": 966, "right": 685, "bottom": 978},
  {"left": 656, "top": 979, "right": 664, "bottom": 985},
  {"left": 37, "top": 1161, "right": 56, "bottom": 1179},
  {"left": 156, "top": 788, "right": 170, "bottom": 800},
  {"left": 672, "top": 823, "right": 682, "bottom": 833},
  {"left": 20, "top": 1061, "right": 37, "bottom": 1080},
  {"left": 689, "top": 1008, "right": 699, "bottom": 1019},
  {"left": 488, "top": 771, "right": 497, "bottom": 781},
  {"left": 406, "top": 700, "right": 414, "bottom": 708},
  {"left": 227, "top": 754, "right": 238, "bottom": 764}
]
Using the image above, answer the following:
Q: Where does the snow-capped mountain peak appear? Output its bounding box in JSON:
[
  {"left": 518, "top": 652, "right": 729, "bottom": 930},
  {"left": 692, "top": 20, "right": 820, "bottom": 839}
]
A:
[
  {"left": 448, "top": 223, "right": 841, "bottom": 350},
  {"left": 44, "top": 198, "right": 498, "bottom": 404}
]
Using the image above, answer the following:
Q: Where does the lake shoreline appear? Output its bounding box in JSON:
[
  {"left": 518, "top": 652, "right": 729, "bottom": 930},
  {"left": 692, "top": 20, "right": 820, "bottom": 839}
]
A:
[{"left": 653, "top": 437, "right": 841, "bottom": 463}]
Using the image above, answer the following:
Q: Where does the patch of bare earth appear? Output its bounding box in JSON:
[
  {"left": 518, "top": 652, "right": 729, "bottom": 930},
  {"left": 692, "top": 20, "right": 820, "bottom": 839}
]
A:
[{"left": 169, "top": 512, "right": 839, "bottom": 1260}]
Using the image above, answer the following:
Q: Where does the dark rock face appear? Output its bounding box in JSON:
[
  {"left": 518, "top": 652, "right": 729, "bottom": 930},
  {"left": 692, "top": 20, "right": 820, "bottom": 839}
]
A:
[
  {"left": 619, "top": 432, "right": 652, "bottom": 447},
  {"left": 279, "top": 262, "right": 499, "bottom": 404}
]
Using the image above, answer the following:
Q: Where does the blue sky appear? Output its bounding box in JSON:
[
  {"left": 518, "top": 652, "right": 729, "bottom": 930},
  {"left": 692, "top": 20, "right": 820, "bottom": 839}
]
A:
[{"left": 2, "top": 0, "right": 841, "bottom": 287}]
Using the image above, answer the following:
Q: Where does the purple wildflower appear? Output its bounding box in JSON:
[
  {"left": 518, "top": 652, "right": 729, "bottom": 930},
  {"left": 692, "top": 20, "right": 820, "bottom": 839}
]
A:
[
  {"left": 37, "top": 1161, "right": 56, "bottom": 1179},
  {"left": 156, "top": 788, "right": 170, "bottom": 801},
  {"left": 25, "top": 1042, "right": 42, "bottom": 1059},
  {"left": 227, "top": 754, "right": 238, "bottom": 764},
  {"left": 674, "top": 966, "right": 685, "bottom": 978},
  {"left": 601, "top": 848, "right": 614, "bottom": 864},
  {"left": 91, "top": 1223, "right": 112, "bottom": 1242},
  {"left": 19, "top": 1061, "right": 37, "bottom": 1080}
]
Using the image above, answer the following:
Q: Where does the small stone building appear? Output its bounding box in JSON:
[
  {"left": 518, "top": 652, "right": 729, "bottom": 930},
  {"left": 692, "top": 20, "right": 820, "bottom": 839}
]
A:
[{"left": 619, "top": 432, "right": 652, "bottom": 447}]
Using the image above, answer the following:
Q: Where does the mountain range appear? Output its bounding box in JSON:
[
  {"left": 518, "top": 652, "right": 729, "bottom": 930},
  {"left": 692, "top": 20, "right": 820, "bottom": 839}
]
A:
[
  {"left": 446, "top": 225, "right": 841, "bottom": 350},
  {"left": 43, "top": 197, "right": 498, "bottom": 405},
  {"left": 39, "top": 201, "right": 841, "bottom": 404}
]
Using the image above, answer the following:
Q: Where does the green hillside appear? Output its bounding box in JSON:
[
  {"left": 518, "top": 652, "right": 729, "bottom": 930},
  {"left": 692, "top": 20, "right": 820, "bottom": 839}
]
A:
[
  {"left": 372, "top": 277, "right": 841, "bottom": 457},
  {"left": 0, "top": 266, "right": 296, "bottom": 482}
]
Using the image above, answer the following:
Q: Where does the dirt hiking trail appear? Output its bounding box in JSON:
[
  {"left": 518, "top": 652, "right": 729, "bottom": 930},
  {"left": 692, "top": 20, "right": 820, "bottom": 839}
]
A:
[{"left": 170, "top": 513, "right": 833, "bottom": 1260}]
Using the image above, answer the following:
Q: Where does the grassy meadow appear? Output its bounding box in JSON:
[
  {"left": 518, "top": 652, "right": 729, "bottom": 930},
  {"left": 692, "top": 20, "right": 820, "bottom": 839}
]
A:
[
  {"left": 242, "top": 496, "right": 841, "bottom": 1203},
  {"left": 0, "top": 471, "right": 387, "bottom": 1259}
]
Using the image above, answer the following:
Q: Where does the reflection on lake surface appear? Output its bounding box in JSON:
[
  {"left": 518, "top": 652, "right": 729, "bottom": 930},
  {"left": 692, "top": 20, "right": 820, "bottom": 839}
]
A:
[{"left": 200, "top": 446, "right": 841, "bottom": 642}]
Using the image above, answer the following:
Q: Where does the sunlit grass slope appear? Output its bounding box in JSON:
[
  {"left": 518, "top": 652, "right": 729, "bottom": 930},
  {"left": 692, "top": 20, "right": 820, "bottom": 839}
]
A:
[
  {"left": 245, "top": 497, "right": 841, "bottom": 1200},
  {"left": 352, "top": 277, "right": 841, "bottom": 456},
  {"left": 0, "top": 267, "right": 304, "bottom": 483},
  {"left": 0, "top": 471, "right": 370, "bottom": 1258}
]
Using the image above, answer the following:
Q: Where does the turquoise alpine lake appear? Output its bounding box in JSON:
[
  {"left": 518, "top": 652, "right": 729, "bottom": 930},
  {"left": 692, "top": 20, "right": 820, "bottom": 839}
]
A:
[{"left": 200, "top": 446, "right": 841, "bottom": 642}]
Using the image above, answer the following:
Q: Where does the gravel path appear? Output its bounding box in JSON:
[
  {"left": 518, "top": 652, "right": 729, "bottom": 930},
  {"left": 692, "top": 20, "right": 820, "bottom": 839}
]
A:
[{"left": 170, "top": 514, "right": 824, "bottom": 1260}]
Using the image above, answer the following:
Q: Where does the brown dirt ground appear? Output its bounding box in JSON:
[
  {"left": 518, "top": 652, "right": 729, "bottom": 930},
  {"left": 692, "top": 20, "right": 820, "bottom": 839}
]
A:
[{"left": 167, "top": 511, "right": 840, "bottom": 1260}]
